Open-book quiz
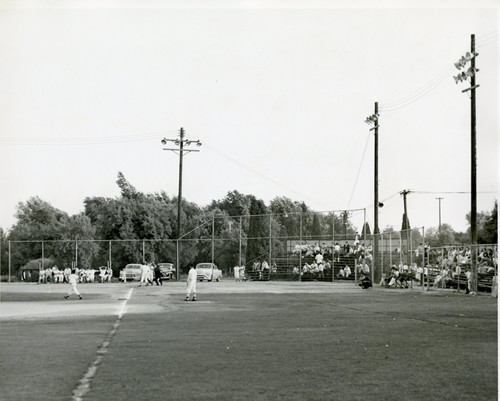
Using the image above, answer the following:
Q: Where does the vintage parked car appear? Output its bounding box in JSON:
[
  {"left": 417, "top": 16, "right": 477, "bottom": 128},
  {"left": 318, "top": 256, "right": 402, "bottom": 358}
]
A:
[
  {"left": 158, "top": 263, "right": 176, "bottom": 280},
  {"left": 119, "top": 263, "right": 144, "bottom": 282},
  {"left": 196, "top": 262, "right": 222, "bottom": 282}
]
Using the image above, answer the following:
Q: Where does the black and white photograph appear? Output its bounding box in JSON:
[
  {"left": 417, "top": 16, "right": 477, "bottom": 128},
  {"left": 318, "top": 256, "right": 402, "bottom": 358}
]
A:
[{"left": 0, "top": 1, "right": 497, "bottom": 400}]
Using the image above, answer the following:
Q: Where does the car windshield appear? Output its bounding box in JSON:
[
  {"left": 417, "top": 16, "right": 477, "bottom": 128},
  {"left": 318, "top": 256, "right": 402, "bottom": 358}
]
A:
[
  {"left": 126, "top": 265, "right": 142, "bottom": 270},
  {"left": 197, "top": 264, "right": 213, "bottom": 269}
]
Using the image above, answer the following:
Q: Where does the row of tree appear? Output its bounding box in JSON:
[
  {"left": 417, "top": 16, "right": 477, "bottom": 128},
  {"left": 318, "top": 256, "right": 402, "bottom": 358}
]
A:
[{"left": 0, "top": 172, "right": 497, "bottom": 276}]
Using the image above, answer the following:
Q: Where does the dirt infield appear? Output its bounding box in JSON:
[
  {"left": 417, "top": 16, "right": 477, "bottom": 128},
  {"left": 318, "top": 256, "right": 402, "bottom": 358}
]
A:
[{"left": 0, "top": 281, "right": 497, "bottom": 401}]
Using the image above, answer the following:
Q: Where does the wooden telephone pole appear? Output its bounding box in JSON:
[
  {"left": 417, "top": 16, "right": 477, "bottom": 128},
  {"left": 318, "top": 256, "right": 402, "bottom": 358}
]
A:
[{"left": 453, "top": 34, "right": 479, "bottom": 293}]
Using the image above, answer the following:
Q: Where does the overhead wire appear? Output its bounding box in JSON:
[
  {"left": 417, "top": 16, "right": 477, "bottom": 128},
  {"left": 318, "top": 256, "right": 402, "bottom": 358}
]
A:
[
  {"left": 476, "top": 30, "right": 497, "bottom": 48},
  {"left": 379, "top": 64, "right": 454, "bottom": 109},
  {"left": 379, "top": 65, "right": 455, "bottom": 112},
  {"left": 346, "top": 130, "right": 371, "bottom": 210},
  {"left": 201, "top": 142, "right": 335, "bottom": 211},
  {"left": 412, "top": 190, "right": 496, "bottom": 195},
  {"left": 379, "top": 31, "right": 496, "bottom": 112},
  {"left": 362, "top": 191, "right": 401, "bottom": 211},
  {"left": 0, "top": 130, "right": 180, "bottom": 145}
]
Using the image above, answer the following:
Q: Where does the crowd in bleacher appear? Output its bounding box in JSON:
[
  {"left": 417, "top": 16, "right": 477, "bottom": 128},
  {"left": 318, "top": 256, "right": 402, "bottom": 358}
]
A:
[
  {"left": 383, "top": 245, "right": 497, "bottom": 293},
  {"left": 290, "top": 234, "right": 373, "bottom": 281}
]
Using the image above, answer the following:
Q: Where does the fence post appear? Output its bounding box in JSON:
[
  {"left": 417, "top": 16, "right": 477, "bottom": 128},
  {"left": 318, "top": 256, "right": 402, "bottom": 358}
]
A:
[
  {"left": 75, "top": 240, "right": 78, "bottom": 267},
  {"left": 389, "top": 233, "right": 392, "bottom": 269},
  {"left": 409, "top": 229, "right": 413, "bottom": 266},
  {"left": 399, "top": 231, "right": 403, "bottom": 266},
  {"left": 299, "top": 213, "right": 302, "bottom": 282},
  {"left": 332, "top": 212, "right": 335, "bottom": 283},
  {"left": 239, "top": 216, "right": 242, "bottom": 267},
  {"left": 211, "top": 216, "right": 215, "bottom": 265},
  {"left": 269, "top": 214, "right": 272, "bottom": 277},
  {"left": 8, "top": 240, "right": 11, "bottom": 283},
  {"left": 422, "top": 227, "right": 427, "bottom": 291},
  {"left": 380, "top": 232, "right": 384, "bottom": 284},
  {"left": 109, "top": 241, "right": 112, "bottom": 271},
  {"left": 176, "top": 240, "right": 180, "bottom": 281}
]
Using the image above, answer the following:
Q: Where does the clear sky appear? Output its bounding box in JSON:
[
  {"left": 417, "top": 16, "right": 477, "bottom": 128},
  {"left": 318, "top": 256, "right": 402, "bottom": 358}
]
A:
[{"left": 0, "top": 0, "right": 498, "bottom": 235}]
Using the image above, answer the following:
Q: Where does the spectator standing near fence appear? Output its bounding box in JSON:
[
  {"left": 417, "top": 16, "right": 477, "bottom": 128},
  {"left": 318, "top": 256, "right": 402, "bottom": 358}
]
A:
[
  {"left": 315, "top": 252, "right": 324, "bottom": 265},
  {"left": 185, "top": 266, "right": 197, "bottom": 301},
  {"left": 234, "top": 265, "right": 240, "bottom": 282},
  {"left": 334, "top": 243, "right": 341, "bottom": 262},
  {"left": 464, "top": 268, "right": 476, "bottom": 295},
  {"left": 342, "top": 241, "right": 349, "bottom": 255},
  {"left": 153, "top": 264, "right": 162, "bottom": 286},
  {"left": 64, "top": 269, "right": 82, "bottom": 300}
]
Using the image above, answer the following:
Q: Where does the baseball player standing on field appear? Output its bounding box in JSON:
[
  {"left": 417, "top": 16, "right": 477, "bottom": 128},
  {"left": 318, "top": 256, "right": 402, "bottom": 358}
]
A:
[
  {"left": 64, "top": 269, "right": 82, "bottom": 300},
  {"left": 185, "top": 266, "right": 197, "bottom": 301}
]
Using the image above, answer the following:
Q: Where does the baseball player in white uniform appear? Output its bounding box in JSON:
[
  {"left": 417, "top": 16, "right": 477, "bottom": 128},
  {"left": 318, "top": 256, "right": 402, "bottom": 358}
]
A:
[
  {"left": 64, "top": 269, "right": 82, "bottom": 300},
  {"left": 185, "top": 266, "right": 197, "bottom": 301},
  {"left": 139, "top": 263, "right": 150, "bottom": 286}
]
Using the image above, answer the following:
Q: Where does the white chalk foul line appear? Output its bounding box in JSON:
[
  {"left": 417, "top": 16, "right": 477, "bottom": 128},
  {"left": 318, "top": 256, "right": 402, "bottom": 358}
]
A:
[{"left": 71, "top": 287, "right": 134, "bottom": 401}]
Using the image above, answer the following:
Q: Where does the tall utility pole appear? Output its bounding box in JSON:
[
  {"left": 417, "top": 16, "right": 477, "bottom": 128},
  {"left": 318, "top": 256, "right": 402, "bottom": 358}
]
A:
[
  {"left": 365, "top": 102, "right": 380, "bottom": 279},
  {"left": 470, "top": 34, "right": 478, "bottom": 294},
  {"left": 400, "top": 189, "right": 411, "bottom": 264},
  {"left": 342, "top": 210, "right": 349, "bottom": 236},
  {"left": 435, "top": 197, "right": 444, "bottom": 230},
  {"left": 453, "top": 34, "right": 479, "bottom": 293},
  {"left": 400, "top": 189, "right": 411, "bottom": 233},
  {"left": 161, "top": 127, "right": 202, "bottom": 280},
  {"left": 177, "top": 128, "right": 185, "bottom": 239}
]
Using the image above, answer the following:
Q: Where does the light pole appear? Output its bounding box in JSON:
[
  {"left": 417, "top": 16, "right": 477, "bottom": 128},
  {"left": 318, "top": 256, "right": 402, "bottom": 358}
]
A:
[
  {"left": 161, "top": 127, "right": 202, "bottom": 280},
  {"left": 453, "top": 34, "right": 479, "bottom": 294},
  {"left": 365, "top": 103, "right": 380, "bottom": 280}
]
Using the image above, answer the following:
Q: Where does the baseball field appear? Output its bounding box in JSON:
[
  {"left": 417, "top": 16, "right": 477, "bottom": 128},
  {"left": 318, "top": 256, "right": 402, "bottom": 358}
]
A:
[{"left": 0, "top": 280, "right": 497, "bottom": 401}]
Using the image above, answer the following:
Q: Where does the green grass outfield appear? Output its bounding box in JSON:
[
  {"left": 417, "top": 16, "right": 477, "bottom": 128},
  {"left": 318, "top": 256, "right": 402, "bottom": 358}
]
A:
[{"left": 0, "top": 280, "right": 497, "bottom": 401}]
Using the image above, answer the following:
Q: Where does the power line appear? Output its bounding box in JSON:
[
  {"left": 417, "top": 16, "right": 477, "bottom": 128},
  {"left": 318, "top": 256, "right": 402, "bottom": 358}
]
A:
[
  {"left": 362, "top": 191, "right": 400, "bottom": 210},
  {"left": 412, "top": 190, "right": 496, "bottom": 194},
  {"left": 202, "top": 143, "right": 334, "bottom": 211},
  {"left": 379, "top": 31, "right": 496, "bottom": 112},
  {"left": 346, "top": 130, "right": 371, "bottom": 209},
  {"left": 477, "top": 30, "right": 497, "bottom": 40},
  {"left": 379, "top": 66, "right": 455, "bottom": 112},
  {"left": 0, "top": 131, "right": 179, "bottom": 145}
]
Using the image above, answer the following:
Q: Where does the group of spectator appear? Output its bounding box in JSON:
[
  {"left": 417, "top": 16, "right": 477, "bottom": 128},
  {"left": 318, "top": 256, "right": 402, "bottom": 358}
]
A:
[
  {"left": 384, "top": 264, "right": 416, "bottom": 289},
  {"left": 301, "top": 260, "right": 332, "bottom": 279},
  {"left": 233, "top": 265, "right": 246, "bottom": 281},
  {"left": 383, "top": 252, "right": 497, "bottom": 294},
  {"left": 292, "top": 234, "right": 372, "bottom": 261},
  {"left": 249, "top": 260, "right": 273, "bottom": 280},
  {"left": 38, "top": 265, "right": 113, "bottom": 284},
  {"left": 288, "top": 236, "right": 375, "bottom": 281}
]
